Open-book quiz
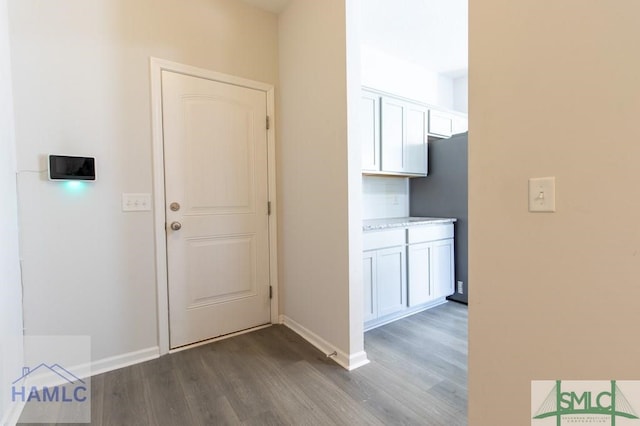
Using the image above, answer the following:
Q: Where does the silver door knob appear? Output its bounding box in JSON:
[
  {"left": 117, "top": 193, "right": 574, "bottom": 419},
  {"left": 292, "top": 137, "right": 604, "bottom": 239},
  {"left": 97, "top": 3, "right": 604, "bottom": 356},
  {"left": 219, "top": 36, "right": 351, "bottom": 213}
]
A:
[{"left": 170, "top": 221, "right": 182, "bottom": 231}]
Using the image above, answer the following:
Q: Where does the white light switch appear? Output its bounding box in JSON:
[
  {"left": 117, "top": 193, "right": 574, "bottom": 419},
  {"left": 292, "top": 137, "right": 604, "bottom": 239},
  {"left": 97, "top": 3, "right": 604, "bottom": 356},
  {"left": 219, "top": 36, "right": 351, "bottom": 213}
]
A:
[
  {"left": 528, "top": 177, "right": 556, "bottom": 212},
  {"left": 122, "top": 193, "right": 151, "bottom": 212}
]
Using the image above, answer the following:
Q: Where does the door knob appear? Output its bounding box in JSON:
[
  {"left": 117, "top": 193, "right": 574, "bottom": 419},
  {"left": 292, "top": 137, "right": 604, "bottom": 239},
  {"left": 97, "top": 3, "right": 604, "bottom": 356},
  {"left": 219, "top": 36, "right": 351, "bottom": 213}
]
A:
[{"left": 170, "top": 221, "right": 182, "bottom": 231}]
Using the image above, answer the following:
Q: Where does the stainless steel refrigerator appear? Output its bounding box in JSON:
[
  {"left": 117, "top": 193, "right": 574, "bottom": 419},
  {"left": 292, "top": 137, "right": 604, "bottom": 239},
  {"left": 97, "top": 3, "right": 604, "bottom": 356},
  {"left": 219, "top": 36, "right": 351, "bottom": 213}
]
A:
[{"left": 410, "top": 132, "right": 468, "bottom": 304}]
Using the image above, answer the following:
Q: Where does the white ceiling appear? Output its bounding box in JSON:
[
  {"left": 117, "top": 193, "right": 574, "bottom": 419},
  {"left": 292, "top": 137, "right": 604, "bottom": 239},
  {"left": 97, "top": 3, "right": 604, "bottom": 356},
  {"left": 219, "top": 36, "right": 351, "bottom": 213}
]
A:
[
  {"left": 239, "top": 0, "right": 468, "bottom": 76},
  {"left": 361, "top": 0, "right": 468, "bottom": 76}
]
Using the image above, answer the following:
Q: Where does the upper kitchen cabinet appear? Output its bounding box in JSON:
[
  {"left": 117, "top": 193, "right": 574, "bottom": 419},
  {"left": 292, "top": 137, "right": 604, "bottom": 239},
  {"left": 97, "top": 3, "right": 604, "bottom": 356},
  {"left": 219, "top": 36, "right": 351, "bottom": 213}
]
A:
[
  {"left": 361, "top": 88, "right": 428, "bottom": 177},
  {"left": 381, "top": 96, "right": 428, "bottom": 175},
  {"left": 360, "top": 87, "right": 468, "bottom": 177},
  {"left": 361, "top": 90, "right": 381, "bottom": 172},
  {"left": 428, "top": 109, "right": 468, "bottom": 138}
]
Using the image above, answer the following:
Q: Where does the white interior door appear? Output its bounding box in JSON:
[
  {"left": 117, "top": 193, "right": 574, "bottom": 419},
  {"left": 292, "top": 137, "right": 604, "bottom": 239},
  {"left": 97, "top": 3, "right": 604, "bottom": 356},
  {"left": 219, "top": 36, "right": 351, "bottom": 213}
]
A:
[{"left": 162, "top": 70, "right": 271, "bottom": 349}]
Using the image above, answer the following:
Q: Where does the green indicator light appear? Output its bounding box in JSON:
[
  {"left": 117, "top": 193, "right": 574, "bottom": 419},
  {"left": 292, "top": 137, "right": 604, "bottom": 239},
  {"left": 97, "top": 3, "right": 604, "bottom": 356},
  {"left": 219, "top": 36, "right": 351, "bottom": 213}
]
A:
[{"left": 64, "top": 180, "right": 86, "bottom": 193}]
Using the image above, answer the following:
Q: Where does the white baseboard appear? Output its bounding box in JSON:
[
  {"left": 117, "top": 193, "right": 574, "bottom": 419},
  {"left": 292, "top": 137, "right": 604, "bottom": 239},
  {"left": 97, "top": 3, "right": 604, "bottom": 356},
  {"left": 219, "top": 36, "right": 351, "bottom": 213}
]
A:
[
  {"left": 67, "top": 346, "right": 160, "bottom": 380},
  {"left": 89, "top": 346, "right": 159, "bottom": 377},
  {"left": 12, "top": 346, "right": 159, "bottom": 389},
  {"left": 347, "top": 350, "right": 370, "bottom": 370},
  {"left": 2, "top": 347, "right": 159, "bottom": 424},
  {"left": 280, "top": 315, "right": 369, "bottom": 371},
  {"left": 2, "top": 400, "right": 26, "bottom": 426},
  {"left": 364, "top": 297, "right": 448, "bottom": 332}
]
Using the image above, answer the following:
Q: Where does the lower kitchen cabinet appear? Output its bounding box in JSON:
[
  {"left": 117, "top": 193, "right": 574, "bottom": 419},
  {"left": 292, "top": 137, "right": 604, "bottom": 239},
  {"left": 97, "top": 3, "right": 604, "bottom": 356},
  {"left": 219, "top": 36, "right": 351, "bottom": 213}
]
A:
[
  {"left": 363, "top": 246, "right": 407, "bottom": 324},
  {"left": 408, "top": 223, "right": 455, "bottom": 306},
  {"left": 407, "top": 242, "right": 431, "bottom": 306},
  {"left": 430, "top": 239, "right": 455, "bottom": 299},
  {"left": 363, "top": 229, "right": 407, "bottom": 324},
  {"left": 375, "top": 246, "right": 407, "bottom": 317},
  {"left": 364, "top": 221, "right": 455, "bottom": 330},
  {"left": 363, "top": 250, "right": 377, "bottom": 322},
  {"left": 408, "top": 237, "right": 454, "bottom": 306}
]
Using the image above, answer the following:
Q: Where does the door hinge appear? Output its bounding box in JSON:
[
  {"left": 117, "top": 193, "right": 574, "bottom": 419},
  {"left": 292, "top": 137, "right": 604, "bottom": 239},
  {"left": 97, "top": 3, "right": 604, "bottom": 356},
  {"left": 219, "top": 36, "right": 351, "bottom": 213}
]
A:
[
  {"left": 269, "top": 285, "right": 273, "bottom": 299},
  {"left": 266, "top": 115, "right": 270, "bottom": 130},
  {"left": 267, "top": 201, "right": 271, "bottom": 216}
]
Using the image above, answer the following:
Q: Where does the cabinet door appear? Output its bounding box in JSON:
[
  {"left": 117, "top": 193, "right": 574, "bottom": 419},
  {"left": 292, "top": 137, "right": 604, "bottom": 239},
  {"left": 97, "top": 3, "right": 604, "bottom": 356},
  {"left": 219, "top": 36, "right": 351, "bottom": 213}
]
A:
[
  {"left": 431, "top": 239, "right": 455, "bottom": 299},
  {"left": 377, "top": 246, "right": 407, "bottom": 317},
  {"left": 362, "top": 250, "right": 377, "bottom": 322},
  {"left": 381, "top": 97, "right": 427, "bottom": 175},
  {"left": 452, "top": 115, "right": 468, "bottom": 135},
  {"left": 428, "top": 109, "right": 454, "bottom": 138},
  {"left": 408, "top": 242, "right": 431, "bottom": 307},
  {"left": 405, "top": 103, "right": 428, "bottom": 174},
  {"left": 380, "top": 97, "right": 405, "bottom": 173},
  {"left": 361, "top": 91, "right": 380, "bottom": 172}
]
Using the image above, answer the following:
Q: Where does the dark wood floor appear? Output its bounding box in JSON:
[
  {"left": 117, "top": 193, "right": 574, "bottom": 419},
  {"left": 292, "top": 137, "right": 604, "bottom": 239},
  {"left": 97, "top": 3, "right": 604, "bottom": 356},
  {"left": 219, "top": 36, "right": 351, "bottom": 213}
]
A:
[{"left": 19, "top": 301, "right": 467, "bottom": 425}]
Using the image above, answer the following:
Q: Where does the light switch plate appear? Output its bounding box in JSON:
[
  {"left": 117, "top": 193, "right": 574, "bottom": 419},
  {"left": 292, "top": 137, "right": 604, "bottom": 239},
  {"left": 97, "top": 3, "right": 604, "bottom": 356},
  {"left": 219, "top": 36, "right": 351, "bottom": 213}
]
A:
[
  {"left": 122, "top": 193, "right": 151, "bottom": 212},
  {"left": 528, "top": 177, "right": 556, "bottom": 212}
]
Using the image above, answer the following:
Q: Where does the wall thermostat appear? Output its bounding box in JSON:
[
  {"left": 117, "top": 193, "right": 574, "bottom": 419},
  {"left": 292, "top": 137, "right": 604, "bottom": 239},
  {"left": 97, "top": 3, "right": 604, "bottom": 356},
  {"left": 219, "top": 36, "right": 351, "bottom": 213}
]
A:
[{"left": 48, "top": 155, "right": 96, "bottom": 181}]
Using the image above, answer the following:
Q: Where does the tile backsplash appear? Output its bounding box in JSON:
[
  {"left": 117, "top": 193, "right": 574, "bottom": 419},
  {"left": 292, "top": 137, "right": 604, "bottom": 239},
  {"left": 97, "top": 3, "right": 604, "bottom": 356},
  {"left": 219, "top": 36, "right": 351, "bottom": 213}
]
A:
[{"left": 362, "top": 176, "right": 409, "bottom": 220}]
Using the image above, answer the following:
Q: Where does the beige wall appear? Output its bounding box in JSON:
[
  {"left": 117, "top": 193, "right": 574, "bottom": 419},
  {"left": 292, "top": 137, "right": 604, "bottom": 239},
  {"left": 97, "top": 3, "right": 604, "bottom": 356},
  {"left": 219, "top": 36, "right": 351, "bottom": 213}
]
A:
[
  {"left": 9, "top": 0, "right": 278, "bottom": 363},
  {"left": 469, "top": 0, "right": 640, "bottom": 424},
  {"left": 278, "top": 0, "right": 366, "bottom": 367}
]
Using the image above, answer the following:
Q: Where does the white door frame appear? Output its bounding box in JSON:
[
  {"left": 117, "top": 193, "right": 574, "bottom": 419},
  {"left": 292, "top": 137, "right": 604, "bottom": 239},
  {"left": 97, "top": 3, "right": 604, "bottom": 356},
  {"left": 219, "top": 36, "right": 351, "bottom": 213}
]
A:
[{"left": 149, "top": 57, "right": 279, "bottom": 355}]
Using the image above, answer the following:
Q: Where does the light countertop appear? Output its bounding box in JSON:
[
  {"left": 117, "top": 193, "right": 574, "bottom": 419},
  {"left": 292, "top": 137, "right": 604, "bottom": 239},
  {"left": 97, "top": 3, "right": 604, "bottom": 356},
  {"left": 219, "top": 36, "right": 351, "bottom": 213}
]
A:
[{"left": 363, "top": 216, "right": 457, "bottom": 231}]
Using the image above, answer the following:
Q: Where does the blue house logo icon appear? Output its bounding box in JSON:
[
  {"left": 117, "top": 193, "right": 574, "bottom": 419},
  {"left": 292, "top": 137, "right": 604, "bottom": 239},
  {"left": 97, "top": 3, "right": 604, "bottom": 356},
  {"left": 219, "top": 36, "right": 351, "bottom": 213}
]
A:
[{"left": 12, "top": 364, "right": 88, "bottom": 403}]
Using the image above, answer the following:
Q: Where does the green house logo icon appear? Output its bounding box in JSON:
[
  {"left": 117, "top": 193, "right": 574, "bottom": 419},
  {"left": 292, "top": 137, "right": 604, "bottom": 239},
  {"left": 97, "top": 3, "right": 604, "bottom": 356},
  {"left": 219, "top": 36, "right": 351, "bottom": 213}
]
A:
[{"left": 533, "top": 380, "right": 639, "bottom": 425}]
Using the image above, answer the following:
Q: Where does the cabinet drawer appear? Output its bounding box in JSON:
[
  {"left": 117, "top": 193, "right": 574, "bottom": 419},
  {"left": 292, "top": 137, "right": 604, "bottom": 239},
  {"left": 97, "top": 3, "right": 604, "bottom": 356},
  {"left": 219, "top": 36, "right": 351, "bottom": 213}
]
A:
[
  {"left": 408, "top": 223, "right": 453, "bottom": 244},
  {"left": 363, "top": 228, "right": 406, "bottom": 250}
]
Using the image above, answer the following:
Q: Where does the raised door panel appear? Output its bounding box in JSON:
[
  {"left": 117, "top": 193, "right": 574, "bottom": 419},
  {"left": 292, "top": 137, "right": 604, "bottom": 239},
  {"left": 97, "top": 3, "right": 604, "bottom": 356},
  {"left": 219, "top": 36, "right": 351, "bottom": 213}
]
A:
[
  {"left": 361, "top": 91, "right": 381, "bottom": 172},
  {"left": 380, "top": 97, "right": 405, "bottom": 173},
  {"left": 362, "top": 251, "right": 377, "bottom": 322},
  {"left": 405, "top": 104, "right": 428, "bottom": 175},
  {"left": 408, "top": 242, "right": 431, "bottom": 307},
  {"left": 432, "top": 239, "right": 455, "bottom": 299},
  {"left": 377, "top": 246, "right": 407, "bottom": 317}
]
